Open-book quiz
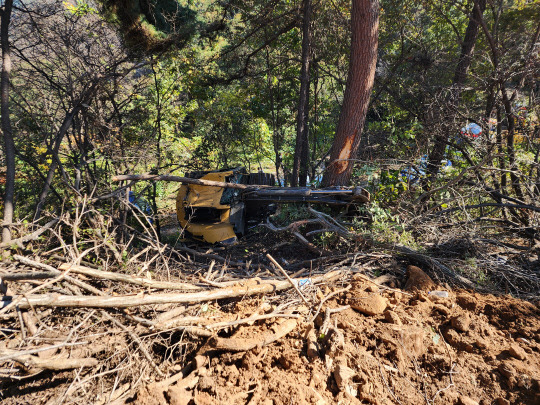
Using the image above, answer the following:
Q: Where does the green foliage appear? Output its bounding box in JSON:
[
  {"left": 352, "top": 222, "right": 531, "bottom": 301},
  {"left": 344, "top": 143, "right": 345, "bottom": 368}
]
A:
[
  {"left": 191, "top": 86, "right": 274, "bottom": 169},
  {"left": 4, "top": 0, "right": 540, "bottom": 256},
  {"left": 64, "top": 0, "right": 98, "bottom": 15},
  {"left": 271, "top": 204, "right": 310, "bottom": 227},
  {"left": 355, "top": 202, "right": 419, "bottom": 248}
]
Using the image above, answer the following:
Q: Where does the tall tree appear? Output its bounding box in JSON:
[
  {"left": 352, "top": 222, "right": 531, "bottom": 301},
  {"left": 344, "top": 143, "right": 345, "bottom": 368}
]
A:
[
  {"left": 291, "top": 0, "right": 312, "bottom": 187},
  {"left": 0, "top": 0, "right": 14, "bottom": 247},
  {"left": 425, "top": 0, "right": 486, "bottom": 180},
  {"left": 322, "top": 0, "right": 379, "bottom": 186}
]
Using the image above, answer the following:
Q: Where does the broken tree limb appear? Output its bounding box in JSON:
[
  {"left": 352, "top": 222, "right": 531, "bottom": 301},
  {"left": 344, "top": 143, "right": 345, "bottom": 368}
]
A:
[
  {"left": 264, "top": 218, "right": 330, "bottom": 256},
  {"left": 58, "top": 263, "right": 203, "bottom": 291},
  {"left": 3, "top": 271, "right": 342, "bottom": 309},
  {"left": 112, "top": 174, "right": 251, "bottom": 190},
  {"left": 266, "top": 254, "right": 310, "bottom": 306},
  {"left": 0, "top": 342, "right": 87, "bottom": 362},
  {"left": 208, "top": 319, "right": 298, "bottom": 351},
  {"left": 0, "top": 343, "right": 97, "bottom": 371},
  {"left": 0, "top": 271, "right": 58, "bottom": 280},
  {"left": 153, "top": 312, "right": 300, "bottom": 332},
  {"left": 5, "top": 352, "right": 98, "bottom": 371},
  {"left": 12, "top": 255, "right": 105, "bottom": 296}
]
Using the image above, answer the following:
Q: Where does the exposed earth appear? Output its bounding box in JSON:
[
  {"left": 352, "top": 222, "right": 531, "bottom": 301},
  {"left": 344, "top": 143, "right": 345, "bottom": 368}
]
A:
[
  {"left": 132, "top": 267, "right": 540, "bottom": 405},
  {"left": 1, "top": 228, "right": 539, "bottom": 405}
]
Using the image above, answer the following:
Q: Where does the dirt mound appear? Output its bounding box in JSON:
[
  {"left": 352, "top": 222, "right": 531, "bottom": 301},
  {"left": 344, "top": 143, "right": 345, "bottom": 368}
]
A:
[
  {"left": 2, "top": 259, "right": 539, "bottom": 405},
  {"left": 131, "top": 269, "right": 540, "bottom": 405}
]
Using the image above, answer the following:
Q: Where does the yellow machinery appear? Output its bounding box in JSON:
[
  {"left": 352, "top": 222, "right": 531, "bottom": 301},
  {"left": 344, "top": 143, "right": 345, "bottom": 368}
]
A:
[
  {"left": 176, "top": 169, "right": 242, "bottom": 244},
  {"left": 176, "top": 167, "right": 369, "bottom": 244}
]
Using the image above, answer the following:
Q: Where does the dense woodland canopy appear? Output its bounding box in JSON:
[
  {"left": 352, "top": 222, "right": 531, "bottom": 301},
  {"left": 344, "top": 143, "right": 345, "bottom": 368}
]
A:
[{"left": 0, "top": 0, "right": 539, "bottom": 250}]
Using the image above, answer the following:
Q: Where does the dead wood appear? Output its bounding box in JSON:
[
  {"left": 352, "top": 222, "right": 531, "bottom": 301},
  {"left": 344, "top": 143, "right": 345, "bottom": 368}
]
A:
[
  {"left": 12, "top": 355, "right": 98, "bottom": 370},
  {"left": 305, "top": 323, "right": 319, "bottom": 360},
  {"left": 152, "top": 315, "right": 210, "bottom": 330},
  {"left": 264, "top": 218, "right": 330, "bottom": 256},
  {"left": 293, "top": 231, "right": 330, "bottom": 255},
  {"left": 12, "top": 255, "right": 105, "bottom": 296},
  {"left": 4, "top": 271, "right": 343, "bottom": 309},
  {"left": 264, "top": 206, "right": 357, "bottom": 256},
  {"left": 208, "top": 319, "right": 298, "bottom": 352},
  {"left": 0, "top": 218, "right": 59, "bottom": 249},
  {"left": 112, "top": 174, "right": 252, "bottom": 190},
  {"left": 0, "top": 271, "right": 58, "bottom": 280},
  {"left": 21, "top": 310, "right": 38, "bottom": 336},
  {"left": 58, "top": 263, "right": 203, "bottom": 291},
  {"left": 1, "top": 348, "right": 98, "bottom": 370},
  {"left": 266, "top": 253, "right": 310, "bottom": 306},
  {"left": 153, "top": 312, "right": 300, "bottom": 332}
]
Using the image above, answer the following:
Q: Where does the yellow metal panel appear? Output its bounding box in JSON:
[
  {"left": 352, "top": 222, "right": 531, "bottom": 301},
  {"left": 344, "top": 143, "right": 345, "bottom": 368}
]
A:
[
  {"left": 176, "top": 171, "right": 237, "bottom": 244},
  {"left": 185, "top": 171, "right": 233, "bottom": 209},
  {"left": 181, "top": 222, "right": 237, "bottom": 244}
]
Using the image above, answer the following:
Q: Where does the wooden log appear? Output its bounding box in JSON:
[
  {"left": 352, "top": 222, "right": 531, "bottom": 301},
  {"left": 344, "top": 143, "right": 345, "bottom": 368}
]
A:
[
  {"left": 112, "top": 174, "right": 250, "bottom": 190},
  {"left": 0, "top": 271, "right": 58, "bottom": 280},
  {"left": 6, "top": 353, "right": 98, "bottom": 370},
  {"left": 3, "top": 271, "right": 342, "bottom": 309},
  {"left": 58, "top": 263, "right": 203, "bottom": 291}
]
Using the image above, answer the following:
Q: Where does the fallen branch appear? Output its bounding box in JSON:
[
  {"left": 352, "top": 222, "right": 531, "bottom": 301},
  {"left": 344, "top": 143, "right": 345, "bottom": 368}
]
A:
[
  {"left": 1, "top": 348, "right": 98, "bottom": 371},
  {"left": 264, "top": 218, "right": 330, "bottom": 256},
  {"left": 12, "top": 255, "right": 105, "bottom": 296},
  {"left": 205, "top": 313, "right": 300, "bottom": 330},
  {"left": 112, "top": 174, "right": 251, "bottom": 190},
  {"left": 0, "top": 271, "right": 58, "bottom": 280},
  {"left": 11, "top": 355, "right": 98, "bottom": 371},
  {"left": 432, "top": 202, "right": 540, "bottom": 215},
  {"left": 0, "top": 218, "right": 59, "bottom": 249},
  {"left": 58, "top": 263, "right": 203, "bottom": 291},
  {"left": 3, "top": 271, "right": 342, "bottom": 309},
  {"left": 0, "top": 342, "right": 87, "bottom": 362},
  {"left": 266, "top": 254, "right": 310, "bottom": 306}
]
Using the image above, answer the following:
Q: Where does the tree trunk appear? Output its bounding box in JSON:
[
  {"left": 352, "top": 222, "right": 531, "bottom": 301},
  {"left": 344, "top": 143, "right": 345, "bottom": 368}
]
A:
[
  {"left": 292, "top": 0, "right": 311, "bottom": 187},
  {"left": 501, "top": 86, "right": 525, "bottom": 203},
  {"left": 425, "top": 0, "right": 486, "bottom": 180},
  {"left": 322, "top": 0, "right": 379, "bottom": 187},
  {"left": 1, "top": 0, "right": 14, "bottom": 247},
  {"left": 34, "top": 109, "right": 79, "bottom": 220},
  {"left": 34, "top": 81, "right": 99, "bottom": 221}
]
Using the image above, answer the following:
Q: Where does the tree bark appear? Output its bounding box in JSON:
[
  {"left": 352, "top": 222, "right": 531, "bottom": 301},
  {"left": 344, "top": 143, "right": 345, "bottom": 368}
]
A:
[
  {"left": 322, "top": 0, "right": 379, "bottom": 187},
  {"left": 1, "top": 0, "right": 14, "bottom": 247},
  {"left": 292, "top": 0, "right": 311, "bottom": 187}
]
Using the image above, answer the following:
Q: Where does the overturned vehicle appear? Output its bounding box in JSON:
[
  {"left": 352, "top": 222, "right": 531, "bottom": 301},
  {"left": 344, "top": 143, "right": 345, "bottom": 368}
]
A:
[{"left": 176, "top": 167, "right": 369, "bottom": 244}]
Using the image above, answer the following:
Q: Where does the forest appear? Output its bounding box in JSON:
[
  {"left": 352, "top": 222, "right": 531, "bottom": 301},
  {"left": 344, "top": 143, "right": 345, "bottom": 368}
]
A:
[{"left": 0, "top": 0, "right": 539, "bottom": 404}]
